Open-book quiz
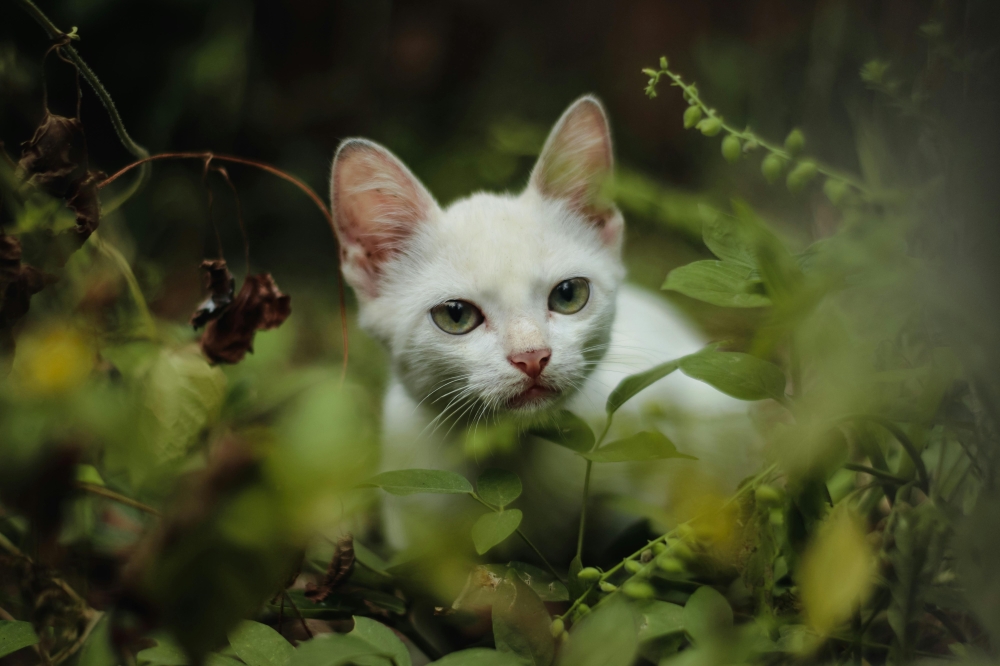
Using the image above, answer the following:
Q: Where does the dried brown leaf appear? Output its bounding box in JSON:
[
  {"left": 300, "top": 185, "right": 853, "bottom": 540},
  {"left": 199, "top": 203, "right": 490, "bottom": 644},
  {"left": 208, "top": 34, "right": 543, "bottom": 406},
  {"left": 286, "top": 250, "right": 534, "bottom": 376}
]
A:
[
  {"left": 199, "top": 273, "right": 291, "bottom": 364},
  {"left": 305, "top": 534, "right": 355, "bottom": 602},
  {"left": 190, "top": 259, "right": 235, "bottom": 329}
]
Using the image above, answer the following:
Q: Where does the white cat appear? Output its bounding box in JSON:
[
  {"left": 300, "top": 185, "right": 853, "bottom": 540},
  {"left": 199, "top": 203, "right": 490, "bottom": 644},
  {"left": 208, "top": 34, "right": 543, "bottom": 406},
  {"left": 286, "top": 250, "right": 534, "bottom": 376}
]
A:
[{"left": 329, "top": 96, "right": 756, "bottom": 553}]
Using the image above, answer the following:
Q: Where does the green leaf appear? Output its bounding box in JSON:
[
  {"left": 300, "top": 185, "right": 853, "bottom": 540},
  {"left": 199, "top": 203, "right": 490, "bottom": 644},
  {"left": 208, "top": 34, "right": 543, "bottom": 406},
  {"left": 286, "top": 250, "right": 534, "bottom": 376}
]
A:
[
  {"left": 228, "top": 621, "right": 293, "bottom": 666},
  {"left": 361, "top": 469, "right": 473, "bottom": 496},
  {"left": 556, "top": 598, "right": 638, "bottom": 666},
  {"left": 79, "top": 617, "right": 118, "bottom": 666},
  {"left": 291, "top": 633, "right": 390, "bottom": 666},
  {"left": 683, "top": 586, "right": 733, "bottom": 646},
  {"left": 137, "top": 637, "right": 189, "bottom": 665},
  {"left": 662, "top": 261, "right": 771, "bottom": 308},
  {"left": 429, "top": 649, "right": 528, "bottom": 665},
  {"left": 0, "top": 621, "right": 39, "bottom": 659},
  {"left": 702, "top": 214, "right": 757, "bottom": 266},
  {"left": 353, "top": 539, "right": 391, "bottom": 577},
  {"left": 506, "top": 562, "right": 569, "bottom": 601},
  {"left": 679, "top": 351, "right": 786, "bottom": 401},
  {"left": 477, "top": 469, "right": 522, "bottom": 508},
  {"left": 605, "top": 359, "right": 680, "bottom": 416},
  {"left": 350, "top": 617, "right": 411, "bottom": 666},
  {"left": 636, "top": 600, "right": 685, "bottom": 642},
  {"left": 582, "top": 431, "right": 696, "bottom": 463},
  {"left": 493, "top": 572, "right": 555, "bottom": 666},
  {"left": 472, "top": 510, "right": 523, "bottom": 554},
  {"left": 527, "top": 410, "right": 594, "bottom": 454}
]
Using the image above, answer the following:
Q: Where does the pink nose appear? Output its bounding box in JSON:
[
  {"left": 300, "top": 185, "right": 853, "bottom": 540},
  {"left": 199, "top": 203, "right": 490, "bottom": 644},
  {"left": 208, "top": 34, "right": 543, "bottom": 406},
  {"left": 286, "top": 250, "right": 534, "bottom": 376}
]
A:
[{"left": 509, "top": 348, "right": 551, "bottom": 379}]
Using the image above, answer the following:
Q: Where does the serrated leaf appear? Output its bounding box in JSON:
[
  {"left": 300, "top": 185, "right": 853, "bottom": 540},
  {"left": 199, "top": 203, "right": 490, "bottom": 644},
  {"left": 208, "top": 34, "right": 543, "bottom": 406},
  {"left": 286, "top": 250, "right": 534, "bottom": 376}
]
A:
[
  {"left": 350, "top": 617, "right": 411, "bottom": 666},
  {"left": 361, "top": 469, "right": 473, "bottom": 496},
  {"left": 679, "top": 351, "right": 786, "bottom": 401},
  {"left": 636, "top": 600, "right": 685, "bottom": 642},
  {"left": 556, "top": 598, "right": 638, "bottom": 666},
  {"left": 472, "top": 510, "right": 523, "bottom": 554},
  {"left": 0, "top": 621, "right": 39, "bottom": 659},
  {"left": 583, "top": 431, "right": 696, "bottom": 463},
  {"left": 662, "top": 261, "right": 771, "bottom": 308},
  {"left": 228, "top": 621, "right": 293, "bottom": 666},
  {"left": 605, "top": 359, "right": 680, "bottom": 416},
  {"left": 527, "top": 410, "right": 594, "bottom": 454},
  {"left": 477, "top": 469, "right": 522, "bottom": 507},
  {"left": 429, "top": 648, "right": 528, "bottom": 665},
  {"left": 683, "top": 586, "right": 733, "bottom": 646},
  {"left": 493, "top": 572, "right": 555, "bottom": 666}
]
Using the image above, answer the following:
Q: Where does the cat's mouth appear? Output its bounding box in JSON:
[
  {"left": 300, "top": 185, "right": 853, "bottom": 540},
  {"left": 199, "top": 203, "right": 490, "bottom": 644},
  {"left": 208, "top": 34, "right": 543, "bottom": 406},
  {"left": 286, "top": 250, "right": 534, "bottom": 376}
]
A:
[{"left": 507, "top": 382, "right": 559, "bottom": 410}]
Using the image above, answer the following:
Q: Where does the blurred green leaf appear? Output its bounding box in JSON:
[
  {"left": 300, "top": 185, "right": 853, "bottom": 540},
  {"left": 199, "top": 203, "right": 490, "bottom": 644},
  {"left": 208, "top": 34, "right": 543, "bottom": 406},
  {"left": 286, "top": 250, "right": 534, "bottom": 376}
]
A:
[
  {"left": 636, "top": 600, "right": 685, "bottom": 642},
  {"left": 506, "top": 562, "right": 569, "bottom": 601},
  {"left": 472, "top": 510, "right": 523, "bottom": 555},
  {"left": 350, "top": 617, "right": 411, "bottom": 666},
  {"left": 493, "top": 572, "right": 555, "bottom": 666},
  {"left": 477, "top": 468, "right": 522, "bottom": 508},
  {"left": 136, "top": 636, "right": 189, "bottom": 665},
  {"left": 78, "top": 617, "right": 118, "bottom": 666},
  {"left": 528, "top": 410, "right": 594, "bottom": 453},
  {"left": 429, "top": 648, "right": 528, "bottom": 665},
  {"left": 556, "top": 598, "right": 638, "bottom": 666},
  {"left": 679, "top": 351, "right": 786, "bottom": 401},
  {"left": 0, "top": 621, "right": 38, "bottom": 659},
  {"left": 362, "top": 469, "right": 473, "bottom": 496},
  {"left": 606, "top": 359, "right": 680, "bottom": 416},
  {"left": 228, "top": 621, "right": 293, "bottom": 666},
  {"left": 683, "top": 586, "right": 733, "bottom": 646},
  {"left": 663, "top": 261, "right": 771, "bottom": 308},
  {"left": 702, "top": 213, "right": 757, "bottom": 266},
  {"left": 583, "top": 431, "right": 696, "bottom": 463},
  {"left": 290, "top": 633, "right": 391, "bottom": 666}
]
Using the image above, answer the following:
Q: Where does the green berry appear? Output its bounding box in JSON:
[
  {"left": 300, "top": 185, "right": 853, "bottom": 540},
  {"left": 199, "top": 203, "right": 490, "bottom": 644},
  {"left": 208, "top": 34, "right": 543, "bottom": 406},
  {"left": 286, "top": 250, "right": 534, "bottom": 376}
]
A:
[
  {"left": 754, "top": 484, "right": 784, "bottom": 507},
  {"left": 722, "top": 135, "right": 742, "bottom": 163},
  {"left": 786, "top": 161, "right": 818, "bottom": 192},
  {"left": 823, "top": 178, "right": 849, "bottom": 205},
  {"left": 625, "top": 560, "right": 643, "bottom": 574},
  {"left": 577, "top": 567, "right": 601, "bottom": 582},
  {"left": 683, "top": 105, "right": 703, "bottom": 129},
  {"left": 550, "top": 618, "right": 565, "bottom": 638},
  {"left": 660, "top": 56, "right": 669, "bottom": 69},
  {"left": 640, "top": 549, "right": 654, "bottom": 564},
  {"left": 574, "top": 603, "right": 591, "bottom": 619},
  {"left": 653, "top": 542, "right": 667, "bottom": 556},
  {"left": 656, "top": 555, "right": 685, "bottom": 574},
  {"left": 599, "top": 581, "right": 617, "bottom": 593},
  {"left": 671, "top": 541, "right": 695, "bottom": 561},
  {"left": 784, "top": 128, "right": 805, "bottom": 155},
  {"left": 697, "top": 117, "right": 723, "bottom": 136},
  {"left": 622, "top": 581, "right": 656, "bottom": 600},
  {"left": 761, "top": 153, "right": 784, "bottom": 184}
]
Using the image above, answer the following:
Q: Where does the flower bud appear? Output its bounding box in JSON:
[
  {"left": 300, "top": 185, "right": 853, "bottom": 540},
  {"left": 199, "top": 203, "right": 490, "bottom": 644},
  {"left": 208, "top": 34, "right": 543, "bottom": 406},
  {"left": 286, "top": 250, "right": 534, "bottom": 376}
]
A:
[
  {"left": 660, "top": 56, "right": 669, "bottom": 69},
  {"left": 754, "top": 484, "right": 784, "bottom": 507},
  {"left": 786, "top": 161, "right": 818, "bottom": 192},
  {"left": 823, "top": 178, "right": 849, "bottom": 205},
  {"left": 761, "top": 153, "right": 784, "bottom": 184},
  {"left": 683, "top": 105, "right": 703, "bottom": 129},
  {"left": 697, "top": 117, "right": 722, "bottom": 136},
  {"left": 550, "top": 618, "right": 565, "bottom": 638},
  {"left": 622, "top": 581, "right": 656, "bottom": 600},
  {"left": 599, "top": 581, "right": 618, "bottom": 593},
  {"left": 784, "top": 128, "right": 805, "bottom": 155},
  {"left": 574, "top": 603, "right": 591, "bottom": 619},
  {"left": 722, "top": 135, "right": 742, "bottom": 163},
  {"left": 642, "top": 68, "right": 659, "bottom": 78},
  {"left": 577, "top": 567, "right": 601, "bottom": 582},
  {"left": 625, "top": 560, "right": 643, "bottom": 574}
]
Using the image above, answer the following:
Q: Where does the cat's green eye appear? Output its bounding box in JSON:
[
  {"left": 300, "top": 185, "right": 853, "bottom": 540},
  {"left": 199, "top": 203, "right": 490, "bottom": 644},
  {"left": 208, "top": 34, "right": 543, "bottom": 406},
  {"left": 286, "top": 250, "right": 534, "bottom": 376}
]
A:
[
  {"left": 548, "top": 278, "right": 590, "bottom": 315},
  {"left": 431, "top": 300, "right": 484, "bottom": 335}
]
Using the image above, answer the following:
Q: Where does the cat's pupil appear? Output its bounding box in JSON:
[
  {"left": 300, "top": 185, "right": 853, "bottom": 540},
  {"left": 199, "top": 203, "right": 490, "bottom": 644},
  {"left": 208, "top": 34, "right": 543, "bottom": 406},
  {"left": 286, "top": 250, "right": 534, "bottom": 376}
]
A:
[
  {"left": 558, "top": 281, "right": 574, "bottom": 302},
  {"left": 447, "top": 302, "right": 463, "bottom": 322}
]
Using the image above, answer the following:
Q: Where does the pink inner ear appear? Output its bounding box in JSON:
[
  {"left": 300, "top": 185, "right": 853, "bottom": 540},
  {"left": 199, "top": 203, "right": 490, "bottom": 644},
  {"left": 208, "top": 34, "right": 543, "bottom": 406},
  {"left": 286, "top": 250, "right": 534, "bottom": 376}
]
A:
[{"left": 332, "top": 141, "right": 437, "bottom": 296}]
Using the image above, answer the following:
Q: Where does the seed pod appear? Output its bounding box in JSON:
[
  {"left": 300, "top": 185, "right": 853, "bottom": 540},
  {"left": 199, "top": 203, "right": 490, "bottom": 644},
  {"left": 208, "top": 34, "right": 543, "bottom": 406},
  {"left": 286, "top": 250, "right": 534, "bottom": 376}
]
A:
[
  {"left": 675, "top": 524, "right": 694, "bottom": 541},
  {"left": 697, "top": 117, "right": 723, "bottom": 136},
  {"left": 786, "top": 161, "right": 818, "bottom": 192},
  {"left": 653, "top": 543, "right": 667, "bottom": 556},
  {"left": 823, "top": 178, "right": 849, "bottom": 205},
  {"left": 574, "top": 603, "right": 591, "bottom": 620},
  {"left": 656, "top": 555, "right": 685, "bottom": 574},
  {"left": 683, "top": 105, "right": 703, "bottom": 129},
  {"left": 550, "top": 618, "right": 565, "bottom": 638},
  {"left": 761, "top": 154, "right": 784, "bottom": 184},
  {"left": 625, "top": 560, "right": 643, "bottom": 574},
  {"left": 599, "top": 581, "right": 617, "bottom": 593},
  {"left": 671, "top": 541, "right": 695, "bottom": 562},
  {"left": 660, "top": 56, "right": 669, "bottom": 69},
  {"left": 623, "top": 581, "right": 656, "bottom": 600},
  {"left": 754, "top": 484, "right": 784, "bottom": 507},
  {"left": 784, "top": 128, "right": 805, "bottom": 155},
  {"left": 577, "top": 567, "right": 601, "bottom": 582},
  {"left": 722, "top": 135, "right": 742, "bottom": 163}
]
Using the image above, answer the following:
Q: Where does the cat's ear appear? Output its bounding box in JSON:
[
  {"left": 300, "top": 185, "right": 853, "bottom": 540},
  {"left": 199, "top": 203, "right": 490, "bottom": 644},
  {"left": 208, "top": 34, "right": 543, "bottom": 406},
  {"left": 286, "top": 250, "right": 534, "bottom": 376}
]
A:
[
  {"left": 330, "top": 139, "right": 441, "bottom": 298},
  {"left": 529, "top": 95, "right": 621, "bottom": 245}
]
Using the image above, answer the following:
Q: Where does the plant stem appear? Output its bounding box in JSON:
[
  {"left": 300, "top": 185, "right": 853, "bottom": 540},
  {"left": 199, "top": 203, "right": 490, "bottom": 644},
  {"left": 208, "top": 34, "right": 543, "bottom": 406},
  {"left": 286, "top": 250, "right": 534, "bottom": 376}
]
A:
[
  {"left": 574, "top": 419, "right": 612, "bottom": 563},
  {"left": 468, "top": 494, "right": 564, "bottom": 582},
  {"left": 282, "top": 591, "right": 313, "bottom": 639},
  {"left": 14, "top": 0, "right": 150, "bottom": 212},
  {"left": 75, "top": 482, "right": 161, "bottom": 517},
  {"left": 843, "top": 463, "right": 908, "bottom": 486}
]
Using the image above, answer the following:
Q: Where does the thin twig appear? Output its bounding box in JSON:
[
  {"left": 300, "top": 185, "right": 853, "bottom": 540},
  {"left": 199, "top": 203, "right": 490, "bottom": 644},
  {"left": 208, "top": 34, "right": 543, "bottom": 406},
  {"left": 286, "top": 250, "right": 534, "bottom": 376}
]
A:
[
  {"left": 468, "top": 494, "right": 564, "bottom": 582},
  {"left": 844, "top": 463, "right": 908, "bottom": 486},
  {"left": 213, "top": 166, "right": 251, "bottom": 274},
  {"left": 51, "top": 611, "right": 103, "bottom": 666},
  {"left": 0, "top": 605, "right": 15, "bottom": 622},
  {"left": 75, "top": 482, "right": 161, "bottom": 517},
  {"left": 843, "top": 415, "right": 930, "bottom": 494},
  {"left": 282, "top": 591, "right": 313, "bottom": 639}
]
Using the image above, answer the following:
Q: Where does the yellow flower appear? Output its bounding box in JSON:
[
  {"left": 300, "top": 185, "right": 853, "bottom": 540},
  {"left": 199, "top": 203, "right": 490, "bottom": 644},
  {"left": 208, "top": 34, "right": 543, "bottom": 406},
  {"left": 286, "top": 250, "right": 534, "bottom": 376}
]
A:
[{"left": 16, "top": 327, "right": 93, "bottom": 395}]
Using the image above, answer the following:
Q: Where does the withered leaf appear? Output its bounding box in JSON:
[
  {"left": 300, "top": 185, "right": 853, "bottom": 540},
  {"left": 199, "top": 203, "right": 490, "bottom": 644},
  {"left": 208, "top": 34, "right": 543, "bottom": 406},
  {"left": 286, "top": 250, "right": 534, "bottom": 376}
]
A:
[
  {"left": 0, "top": 234, "right": 55, "bottom": 331},
  {"left": 305, "top": 534, "right": 355, "bottom": 602},
  {"left": 190, "top": 259, "right": 235, "bottom": 329},
  {"left": 199, "top": 273, "right": 291, "bottom": 364}
]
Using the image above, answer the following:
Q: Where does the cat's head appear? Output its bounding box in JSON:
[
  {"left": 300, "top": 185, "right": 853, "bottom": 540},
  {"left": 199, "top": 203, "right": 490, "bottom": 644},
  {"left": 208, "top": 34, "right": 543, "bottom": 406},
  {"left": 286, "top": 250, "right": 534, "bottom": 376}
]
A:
[{"left": 330, "top": 96, "right": 625, "bottom": 422}]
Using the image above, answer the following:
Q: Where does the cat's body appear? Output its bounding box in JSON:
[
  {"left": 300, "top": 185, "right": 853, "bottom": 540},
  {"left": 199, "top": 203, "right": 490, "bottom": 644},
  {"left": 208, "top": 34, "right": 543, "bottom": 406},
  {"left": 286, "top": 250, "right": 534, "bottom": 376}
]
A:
[{"left": 329, "top": 96, "right": 755, "bottom": 554}]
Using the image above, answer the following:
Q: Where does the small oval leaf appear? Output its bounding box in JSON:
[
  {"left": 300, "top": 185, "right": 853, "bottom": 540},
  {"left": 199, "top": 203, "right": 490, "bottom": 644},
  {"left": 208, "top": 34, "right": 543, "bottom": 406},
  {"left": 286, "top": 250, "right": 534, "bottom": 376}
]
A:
[
  {"left": 583, "top": 431, "right": 696, "bottom": 463},
  {"left": 472, "top": 510, "right": 523, "bottom": 555},
  {"left": 350, "top": 617, "right": 411, "bottom": 666},
  {"left": 228, "top": 621, "right": 294, "bottom": 666},
  {"left": 683, "top": 586, "right": 734, "bottom": 646},
  {"left": 493, "top": 573, "right": 555, "bottom": 666},
  {"left": 477, "top": 469, "right": 522, "bottom": 508},
  {"left": 0, "top": 621, "right": 39, "bottom": 659},
  {"left": 528, "top": 410, "right": 594, "bottom": 453},
  {"left": 636, "top": 600, "right": 685, "bottom": 642},
  {"left": 679, "top": 351, "right": 786, "bottom": 401},
  {"left": 361, "top": 469, "right": 473, "bottom": 496},
  {"left": 606, "top": 359, "right": 680, "bottom": 416},
  {"left": 662, "top": 261, "right": 771, "bottom": 308}
]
